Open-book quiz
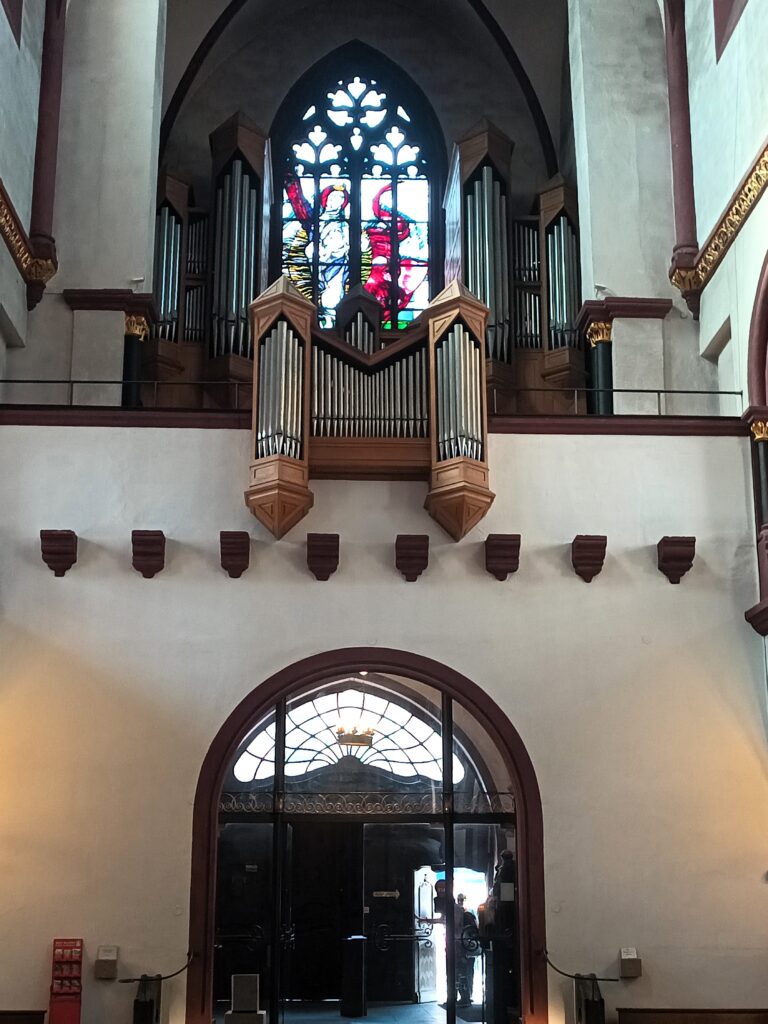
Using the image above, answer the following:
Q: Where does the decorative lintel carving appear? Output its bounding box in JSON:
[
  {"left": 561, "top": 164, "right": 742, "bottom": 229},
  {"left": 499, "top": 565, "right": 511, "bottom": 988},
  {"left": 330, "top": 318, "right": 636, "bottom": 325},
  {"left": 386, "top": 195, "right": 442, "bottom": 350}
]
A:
[
  {"left": 220, "top": 531, "right": 250, "bottom": 578},
  {"left": 485, "top": 534, "right": 521, "bottom": 581},
  {"left": 669, "top": 141, "right": 768, "bottom": 314},
  {"left": 657, "top": 535, "right": 695, "bottom": 583},
  {"left": 40, "top": 530, "right": 77, "bottom": 577},
  {"left": 395, "top": 535, "right": 429, "bottom": 582},
  {"left": 571, "top": 534, "right": 607, "bottom": 582},
  {"left": 307, "top": 533, "right": 340, "bottom": 580},
  {"left": 0, "top": 177, "right": 58, "bottom": 310},
  {"left": 132, "top": 530, "right": 166, "bottom": 578}
]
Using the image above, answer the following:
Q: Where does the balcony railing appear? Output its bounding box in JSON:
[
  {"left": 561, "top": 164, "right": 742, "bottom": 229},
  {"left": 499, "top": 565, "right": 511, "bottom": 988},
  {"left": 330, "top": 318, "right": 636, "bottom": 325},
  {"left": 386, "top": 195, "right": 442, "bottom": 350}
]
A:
[{"left": 0, "top": 379, "right": 745, "bottom": 419}]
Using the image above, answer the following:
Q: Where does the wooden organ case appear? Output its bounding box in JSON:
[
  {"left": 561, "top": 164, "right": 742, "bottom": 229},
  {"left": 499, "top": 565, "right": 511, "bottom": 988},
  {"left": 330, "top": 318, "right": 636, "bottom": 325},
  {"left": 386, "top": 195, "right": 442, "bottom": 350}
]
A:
[
  {"left": 145, "top": 112, "right": 586, "bottom": 536},
  {"left": 244, "top": 276, "right": 494, "bottom": 541}
]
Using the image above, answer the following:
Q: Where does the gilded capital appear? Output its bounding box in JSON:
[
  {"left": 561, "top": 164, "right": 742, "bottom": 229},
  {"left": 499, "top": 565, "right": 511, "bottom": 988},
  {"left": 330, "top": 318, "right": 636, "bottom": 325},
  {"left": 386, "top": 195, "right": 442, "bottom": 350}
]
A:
[
  {"left": 586, "top": 320, "right": 612, "bottom": 346},
  {"left": 750, "top": 420, "right": 768, "bottom": 442},
  {"left": 125, "top": 314, "right": 149, "bottom": 339},
  {"left": 26, "top": 257, "right": 57, "bottom": 283}
]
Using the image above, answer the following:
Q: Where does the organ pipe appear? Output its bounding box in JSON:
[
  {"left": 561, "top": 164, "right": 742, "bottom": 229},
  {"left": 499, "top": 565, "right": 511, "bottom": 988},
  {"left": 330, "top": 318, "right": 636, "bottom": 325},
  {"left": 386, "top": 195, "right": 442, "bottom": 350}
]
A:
[
  {"left": 434, "top": 323, "right": 483, "bottom": 461},
  {"left": 546, "top": 213, "right": 580, "bottom": 348},
  {"left": 464, "top": 165, "right": 512, "bottom": 364},
  {"left": 511, "top": 219, "right": 541, "bottom": 349},
  {"left": 152, "top": 204, "right": 183, "bottom": 341},
  {"left": 310, "top": 345, "right": 428, "bottom": 439},
  {"left": 211, "top": 158, "right": 260, "bottom": 360},
  {"left": 256, "top": 318, "right": 303, "bottom": 458}
]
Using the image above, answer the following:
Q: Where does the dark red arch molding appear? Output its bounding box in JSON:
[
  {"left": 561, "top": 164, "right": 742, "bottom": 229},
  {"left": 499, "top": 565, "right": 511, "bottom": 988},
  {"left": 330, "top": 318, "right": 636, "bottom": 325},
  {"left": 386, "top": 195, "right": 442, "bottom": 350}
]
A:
[
  {"left": 159, "top": 0, "right": 558, "bottom": 177},
  {"left": 748, "top": 250, "right": 768, "bottom": 406},
  {"left": 185, "top": 647, "right": 548, "bottom": 1024}
]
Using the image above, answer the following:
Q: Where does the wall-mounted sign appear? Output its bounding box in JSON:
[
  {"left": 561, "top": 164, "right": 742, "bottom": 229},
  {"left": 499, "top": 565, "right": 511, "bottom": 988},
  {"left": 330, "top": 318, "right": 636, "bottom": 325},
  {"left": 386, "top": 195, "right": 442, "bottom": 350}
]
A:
[{"left": 373, "top": 890, "right": 400, "bottom": 899}]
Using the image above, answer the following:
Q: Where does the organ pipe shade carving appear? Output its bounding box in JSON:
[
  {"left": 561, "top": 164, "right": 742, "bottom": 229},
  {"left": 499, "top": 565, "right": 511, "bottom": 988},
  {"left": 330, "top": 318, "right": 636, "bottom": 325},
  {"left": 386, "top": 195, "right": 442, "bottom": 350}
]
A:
[
  {"left": 152, "top": 203, "right": 183, "bottom": 340},
  {"left": 256, "top": 318, "right": 304, "bottom": 459},
  {"left": 545, "top": 213, "right": 580, "bottom": 349},
  {"left": 212, "top": 158, "right": 260, "bottom": 359},
  {"left": 434, "top": 323, "right": 483, "bottom": 461},
  {"left": 464, "top": 165, "right": 511, "bottom": 362},
  {"left": 311, "top": 344, "right": 428, "bottom": 439}
]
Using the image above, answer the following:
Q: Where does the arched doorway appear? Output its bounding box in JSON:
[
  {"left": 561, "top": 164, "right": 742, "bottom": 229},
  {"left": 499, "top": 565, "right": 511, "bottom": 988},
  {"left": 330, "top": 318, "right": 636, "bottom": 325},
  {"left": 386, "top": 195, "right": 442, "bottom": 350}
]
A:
[{"left": 186, "top": 649, "right": 547, "bottom": 1024}]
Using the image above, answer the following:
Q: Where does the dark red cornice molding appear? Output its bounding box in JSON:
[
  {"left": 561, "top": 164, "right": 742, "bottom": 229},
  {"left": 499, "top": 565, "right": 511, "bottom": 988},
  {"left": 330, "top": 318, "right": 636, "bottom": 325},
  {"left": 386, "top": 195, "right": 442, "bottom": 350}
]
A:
[
  {"left": 575, "top": 297, "right": 673, "bottom": 334},
  {"left": 28, "top": 0, "right": 67, "bottom": 312},
  {"left": 489, "top": 415, "right": 747, "bottom": 436},
  {"left": 62, "top": 289, "right": 157, "bottom": 319},
  {"left": 663, "top": 0, "right": 699, "bottom": 275},
  {"left": 0, "top": 407, "right": 250, "bottom": 428},
  {"left": 0, "top": 407, "right": 747, "bottom": 437}
]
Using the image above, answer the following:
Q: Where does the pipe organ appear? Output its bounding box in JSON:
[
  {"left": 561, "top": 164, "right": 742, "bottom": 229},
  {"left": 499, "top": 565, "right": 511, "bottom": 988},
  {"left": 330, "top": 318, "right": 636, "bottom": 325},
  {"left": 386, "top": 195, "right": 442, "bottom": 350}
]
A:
[
  {"left": 151, "top": 172, "right": 189, "bottom": 344},
  {"left": 257, "top": 319, "right": 303, "bottom": 458},
  {"left": 245, "top": 277, "right": 493, "bottom": 542},
  {"left": 464, "top": 165, "right": 511, "bottom": 363},
  {"left": 545, "top": 212, "right": 580, "bottom": 349},
  {"left": 147, "top": 112, "right": 585, "bottom": 419},
  {"left": 512, "top": 218, "right": 541, "bottom": 349},
  {"left": 184, "top": 212, "right": 208, "bottom": 342},
  {"left": 211, "top": 157, "right": 260, "bottom": 359},
  {"left": 444, "top": 121, "right": 584, "bottom": 413},
  {"left": 311, "top": 344, "right": 428, "bottom": 439},
  {"left": 153, "top": 204, "right": 183, "bottom": 341},
  {"left": 434, "top": 324, "right": 483, "bottom": 460}
]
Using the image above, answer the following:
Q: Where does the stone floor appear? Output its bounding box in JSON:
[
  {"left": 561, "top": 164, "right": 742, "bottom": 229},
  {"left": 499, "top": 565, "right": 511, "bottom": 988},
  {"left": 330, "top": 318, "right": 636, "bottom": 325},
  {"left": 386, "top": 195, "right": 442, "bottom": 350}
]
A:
[{"left": 215, "top": 1000, "right": 450, "bottom": 1024}]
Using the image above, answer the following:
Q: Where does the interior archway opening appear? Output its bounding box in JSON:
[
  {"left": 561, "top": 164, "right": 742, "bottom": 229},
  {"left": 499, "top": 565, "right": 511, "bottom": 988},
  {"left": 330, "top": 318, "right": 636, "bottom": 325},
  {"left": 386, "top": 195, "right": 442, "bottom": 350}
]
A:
[{"left": 196, "top": 658, "right": 541, "bottom": 1024}]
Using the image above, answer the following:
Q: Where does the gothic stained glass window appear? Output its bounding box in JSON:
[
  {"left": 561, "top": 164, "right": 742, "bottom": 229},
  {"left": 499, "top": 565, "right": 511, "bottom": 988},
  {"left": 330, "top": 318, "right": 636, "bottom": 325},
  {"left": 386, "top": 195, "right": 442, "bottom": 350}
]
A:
[{"left": 281, "top": 74, "right": 431, "bottom": 331}]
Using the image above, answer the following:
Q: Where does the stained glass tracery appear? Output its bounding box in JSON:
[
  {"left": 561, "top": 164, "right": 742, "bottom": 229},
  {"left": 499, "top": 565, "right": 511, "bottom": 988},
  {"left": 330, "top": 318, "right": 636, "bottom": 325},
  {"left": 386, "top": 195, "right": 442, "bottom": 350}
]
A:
[{"left": 281, "top": 74, "right": 431, "bottom": 330}]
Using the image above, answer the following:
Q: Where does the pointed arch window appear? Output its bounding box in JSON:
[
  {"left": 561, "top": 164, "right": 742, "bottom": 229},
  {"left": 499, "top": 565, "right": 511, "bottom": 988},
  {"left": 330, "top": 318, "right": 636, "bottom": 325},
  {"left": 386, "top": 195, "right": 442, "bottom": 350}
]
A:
[{"left": 274, "top": 51, "right": 443, "bottom": 331}]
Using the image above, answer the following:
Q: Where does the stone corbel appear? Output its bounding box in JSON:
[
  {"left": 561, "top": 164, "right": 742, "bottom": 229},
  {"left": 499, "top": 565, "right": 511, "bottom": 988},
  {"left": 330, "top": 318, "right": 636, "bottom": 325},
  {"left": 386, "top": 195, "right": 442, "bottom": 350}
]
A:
[
  {"left": 571, "top": 535, "right": 607, "bottom": 582},
  {"left": 395, "top": 535, "right": 429, "bottom": 582},
  {"left": 307, "top": 533, "right": 340, "bottom": 581},
  {"left": 485, "top": 534, "right": 521, "bottom": 581},
  {"left": 40, "top": 529, "right": 77, "bottom": 576}
]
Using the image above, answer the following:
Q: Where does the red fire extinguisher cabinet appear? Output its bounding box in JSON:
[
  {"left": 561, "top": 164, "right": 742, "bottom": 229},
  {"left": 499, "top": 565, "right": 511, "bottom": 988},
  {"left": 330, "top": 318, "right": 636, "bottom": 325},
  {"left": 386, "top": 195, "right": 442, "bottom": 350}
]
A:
[{"left": 49, "top": 938, "right": 83, "bottom": 1024}]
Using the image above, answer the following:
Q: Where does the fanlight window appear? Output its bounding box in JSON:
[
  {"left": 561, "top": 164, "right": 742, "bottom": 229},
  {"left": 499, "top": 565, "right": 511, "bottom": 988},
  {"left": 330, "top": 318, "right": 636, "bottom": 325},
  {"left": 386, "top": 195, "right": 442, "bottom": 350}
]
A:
[
  {"left": 233, "top": 687, "right": 463, "bottom": 783},
  {"left": 281, "top": 74, "right": 431, "bottom": 330}
]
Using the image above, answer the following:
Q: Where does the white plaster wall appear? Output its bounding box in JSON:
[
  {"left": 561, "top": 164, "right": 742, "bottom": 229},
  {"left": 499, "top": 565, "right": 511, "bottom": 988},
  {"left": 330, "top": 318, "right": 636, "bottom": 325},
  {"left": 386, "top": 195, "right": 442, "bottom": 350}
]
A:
[
  {"left": 0, "top": 0, "right": 45, "bottom": 347},
  {"left": 51, "top": 0, "right": 167, "bottom": 290},
  {"left": 568, "top": 0, "right": 676, "bottom": 300},
  {"left": 685, "top": 0, "right": 768, "bottom": 241},
  {"left": 0, "top": 427, "right": 766, "bottom": 1023}
]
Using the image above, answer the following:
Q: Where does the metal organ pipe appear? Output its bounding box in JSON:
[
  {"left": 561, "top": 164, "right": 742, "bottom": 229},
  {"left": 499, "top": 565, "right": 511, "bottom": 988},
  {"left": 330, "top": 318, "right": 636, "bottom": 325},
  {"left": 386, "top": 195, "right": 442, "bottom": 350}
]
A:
[
  {"left": 309, "top": 345, "right": 428, "bottom": 439},
  {"left": 152, "top": 205, "right": 183, "bottom": 341},
  {"left": 435, "top": 324, "right": 483, "bottom": 462},
  {"left": 212, "top": 159, "right": 259, "bottom": 359},
  {"left": 546, "top": 213, "right": 579, "bottom": 349},
  {"left": 257, "top": 320, "right": 303, "bottom": 459}
]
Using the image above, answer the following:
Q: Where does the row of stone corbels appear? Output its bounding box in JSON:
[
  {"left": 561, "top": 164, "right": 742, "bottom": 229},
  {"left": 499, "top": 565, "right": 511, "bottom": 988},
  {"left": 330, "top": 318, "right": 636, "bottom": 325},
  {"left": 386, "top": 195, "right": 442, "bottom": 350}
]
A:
[
  {"left": 38, "top": 529, "right": 695, "bottom": 584},
  {"left": 244, "top": 276, "right": 495, "bottom": 545}
]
